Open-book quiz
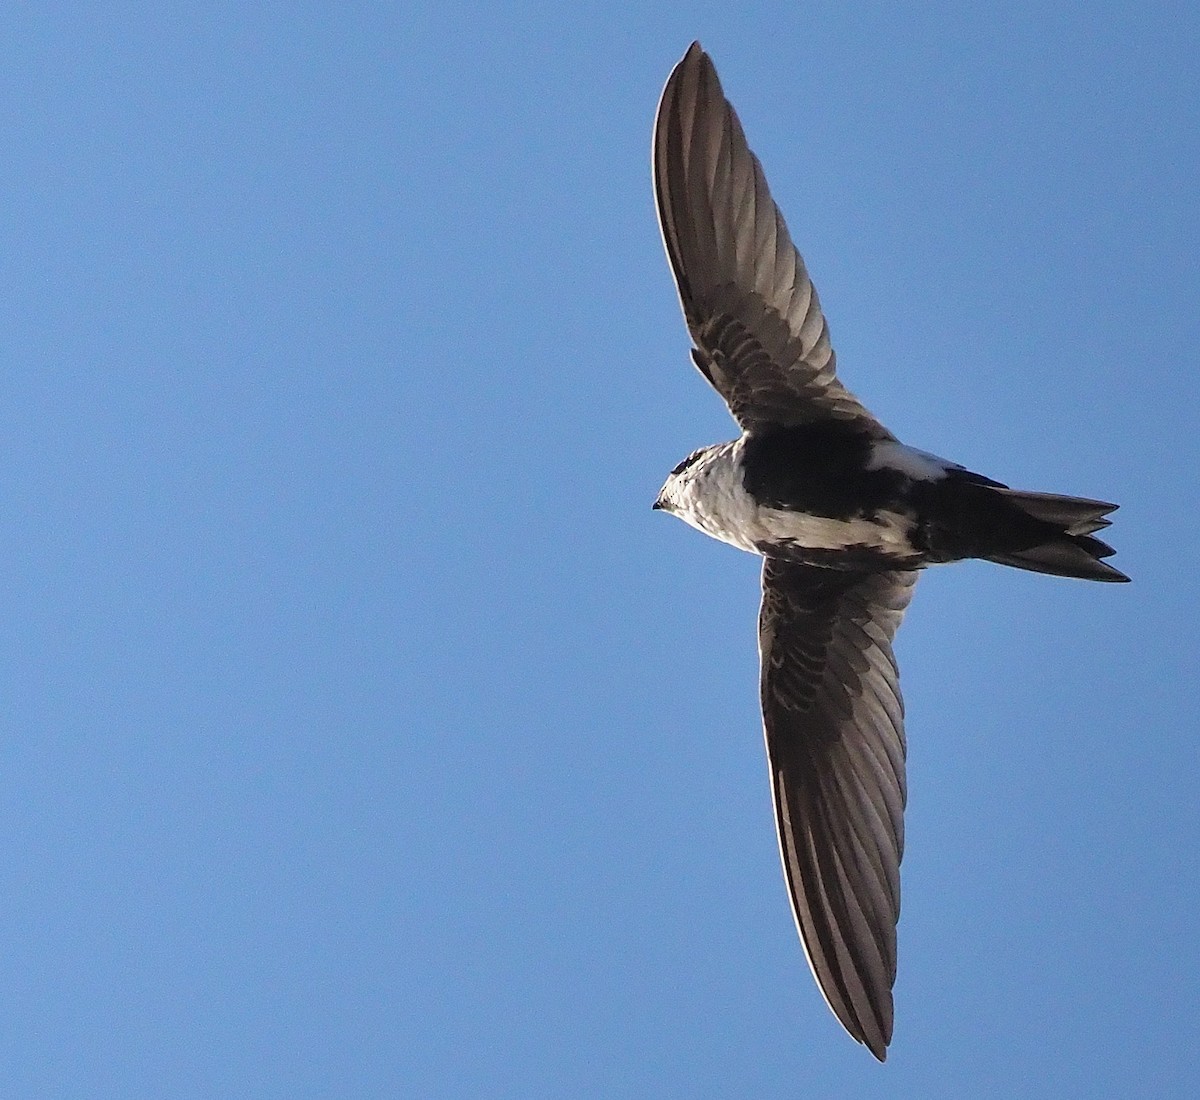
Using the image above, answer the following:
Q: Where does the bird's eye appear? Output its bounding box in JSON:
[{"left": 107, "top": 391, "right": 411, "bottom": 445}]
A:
[{"left": 669, "top": 449, "right": 705, "bottom": 477}]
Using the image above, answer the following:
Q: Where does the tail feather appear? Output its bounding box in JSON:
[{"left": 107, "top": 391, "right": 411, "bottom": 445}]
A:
[
  {"left": 987, "top": 490, "right": 1129, "bottom": 583},
  {"left": 987, "top": 544, "right": 1129, "bottom": 582},
  {"left": 993, "top": 489, "right": 1118, "bottom": 535}
]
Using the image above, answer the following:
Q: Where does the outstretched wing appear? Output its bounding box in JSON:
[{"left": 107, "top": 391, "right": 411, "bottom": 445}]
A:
[
  {"left": 654, "top": 43, "right": 888, "bottom": 436},
  {"left": 758, "top": 559, "right": 917, "bottom": 1060}
]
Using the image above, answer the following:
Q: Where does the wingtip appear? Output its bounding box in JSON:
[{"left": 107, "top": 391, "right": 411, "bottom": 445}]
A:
[
  {"left": 865, "top": 1034, "right": 889, "bottom": 1062},
  {"left": 857, "top": 1011, "right": 891, "bottom": 1062},
  {"left": 660, "top": 42, "right": 710, "bottom": 115},
  {"left": 676, "top": 40, "right": 709, "bottom": 73}
]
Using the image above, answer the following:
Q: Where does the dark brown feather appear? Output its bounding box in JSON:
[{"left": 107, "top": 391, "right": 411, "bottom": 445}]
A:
[
  {"left": 654, "top": 43, "right": 890, "bottom": 436},
  {"left": 759, "top": 560, "right": 917, "bottom": 1060}
]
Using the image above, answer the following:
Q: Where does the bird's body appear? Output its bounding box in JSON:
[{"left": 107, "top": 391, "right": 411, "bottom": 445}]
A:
[
  {"left": 658, "top": 421, "right": 1123, "bottom": 579},
  {"left": 652, "top": 42, "right": 1127, "bottom": 1061},
  {"left": 658, "top": 433, "right": 923, "bottom": 565}
]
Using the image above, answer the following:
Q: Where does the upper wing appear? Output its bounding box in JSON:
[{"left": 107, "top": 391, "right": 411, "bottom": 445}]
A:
[
  {"left": 758, "top": 559, "right": 917, "bottom": 1060},
  {"left": 654, "top": 42, "right": 888, "bottom": 436}
]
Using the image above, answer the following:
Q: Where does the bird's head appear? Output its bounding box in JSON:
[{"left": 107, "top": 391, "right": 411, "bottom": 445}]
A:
[{"left": 653, "top": 445, "right": 718, "bottom": 515}]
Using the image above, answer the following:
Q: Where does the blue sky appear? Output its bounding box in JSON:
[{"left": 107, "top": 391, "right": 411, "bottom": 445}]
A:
[{"left": 2, "top": 2, "right": 1197, "bottom": 1096}]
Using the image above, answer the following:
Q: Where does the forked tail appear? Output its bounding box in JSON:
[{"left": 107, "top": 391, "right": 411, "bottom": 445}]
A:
[{"left": 985, "top": 489, "right": 1129, "bottom": 582}]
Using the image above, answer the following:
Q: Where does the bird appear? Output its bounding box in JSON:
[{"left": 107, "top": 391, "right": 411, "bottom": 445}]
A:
[{"left": 651, "top": 42, "right": 1128, "bottom": 1062}]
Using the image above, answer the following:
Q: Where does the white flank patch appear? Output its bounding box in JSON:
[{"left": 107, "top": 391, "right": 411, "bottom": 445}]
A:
[
  {"left": 866, "top": 440, "right": 953, "bottom": 481},
  {"left": 755, "top": 506, "right": 914, "bottom": 554}
]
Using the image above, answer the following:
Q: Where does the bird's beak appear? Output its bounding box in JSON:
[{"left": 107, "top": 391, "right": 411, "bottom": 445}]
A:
[{"left": 652, "top": 499, "right": 663, "bottom": 511}]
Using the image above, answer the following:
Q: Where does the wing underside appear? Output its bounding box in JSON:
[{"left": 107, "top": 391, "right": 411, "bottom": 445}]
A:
[
  {"left": 653, "top": 43, "right": 888, "bottom": 435},
  {"left": 758, "top": 559, "right": 916, "bottom": 1060}
]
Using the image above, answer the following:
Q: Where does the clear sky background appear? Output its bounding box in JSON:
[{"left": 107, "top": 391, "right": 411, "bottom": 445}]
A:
[{"left": 2, "top": 3, "right": 1197, "bottom": 1096}]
